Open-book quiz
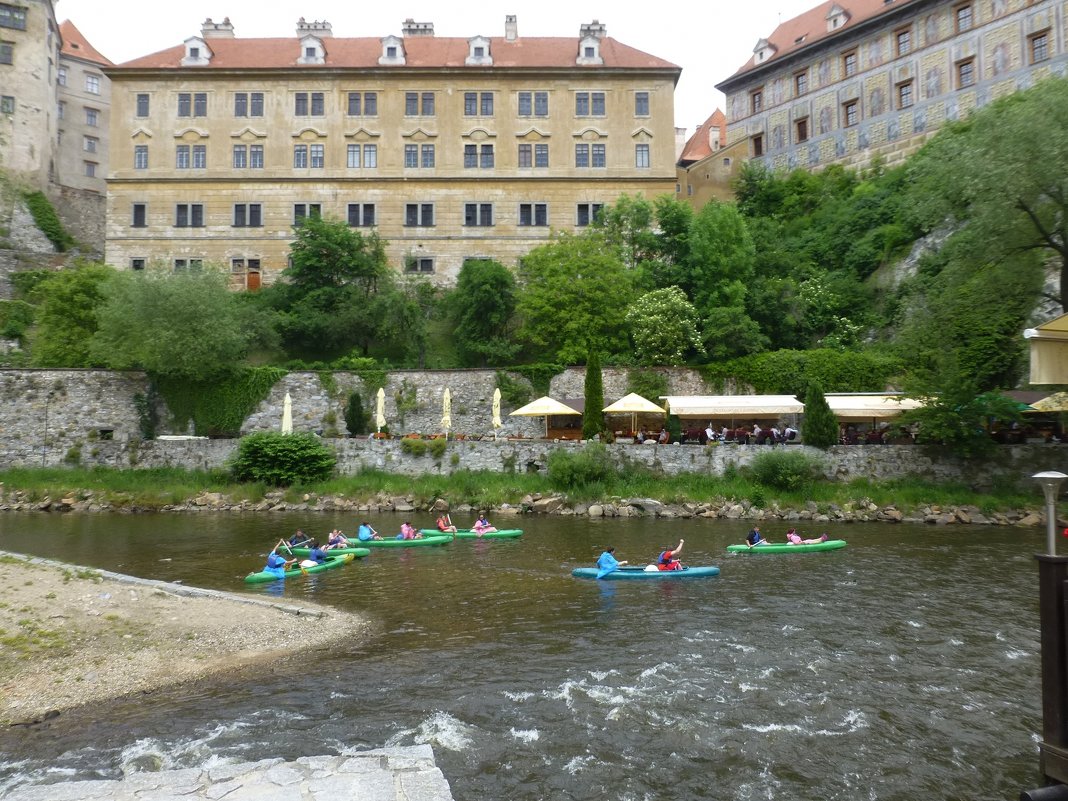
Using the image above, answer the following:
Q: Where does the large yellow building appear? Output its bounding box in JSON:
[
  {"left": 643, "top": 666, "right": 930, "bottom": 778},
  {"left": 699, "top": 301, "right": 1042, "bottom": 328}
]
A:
[
  {"left": 716, "top": 0, "right": 1068, "bottom": 171},
  {"left": 105, "top": 16, "right": 681, "bottom": 288}
]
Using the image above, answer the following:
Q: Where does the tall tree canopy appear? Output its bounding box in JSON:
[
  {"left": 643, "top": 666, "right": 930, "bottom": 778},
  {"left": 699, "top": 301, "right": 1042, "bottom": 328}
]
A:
[
  {"left": 450, "top": 259, "right": 519, "bottom": 367},
  {"left": 29, "top": 263, "right": 112, "bottom": 367}
]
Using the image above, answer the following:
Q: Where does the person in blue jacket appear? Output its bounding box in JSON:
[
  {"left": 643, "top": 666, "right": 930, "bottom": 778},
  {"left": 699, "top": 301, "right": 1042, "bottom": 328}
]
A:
[
  {"left": 300, "top": 540, "right": 328, "bottom": 568},
  {"left": 263, "top": 548, "right": 295, "bottom": 579},
  {"left": 746, "top": 526, "right": 767, "bottom": 548},
  {"left": 596, "top": 547, "right": 627, "bottom": 578},
  {"left": 356, "top": 522, "right": 381, "bottom": 541}
]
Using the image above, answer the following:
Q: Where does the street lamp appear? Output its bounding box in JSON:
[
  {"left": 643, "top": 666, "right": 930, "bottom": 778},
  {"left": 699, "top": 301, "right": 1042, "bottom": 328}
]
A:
[{"left": 1034, "top": 471, "right": 1068, "bottom": 556}]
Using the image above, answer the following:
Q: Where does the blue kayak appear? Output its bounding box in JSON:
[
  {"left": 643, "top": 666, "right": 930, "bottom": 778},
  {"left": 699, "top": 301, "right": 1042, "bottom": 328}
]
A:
[{"left": 572, "top": 565, "right": 720, "bottom": 580}]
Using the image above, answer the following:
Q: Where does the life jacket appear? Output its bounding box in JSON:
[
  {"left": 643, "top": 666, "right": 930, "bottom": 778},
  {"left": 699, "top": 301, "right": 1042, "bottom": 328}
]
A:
[
  {"left": 658, "top": 551, "right": 679, "bottom": 570},
  {"left": 437, "top": 519, "right": 448, "bottom": 531},
  {"left": 266, "top": 552, "right": 286, "bottom": 570}
]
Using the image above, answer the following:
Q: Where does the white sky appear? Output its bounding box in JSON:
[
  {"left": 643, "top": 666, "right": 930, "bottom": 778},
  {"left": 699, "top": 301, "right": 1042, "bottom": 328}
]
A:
[{"left": 55, "top": 0, "right": 818, "bottom": 137}]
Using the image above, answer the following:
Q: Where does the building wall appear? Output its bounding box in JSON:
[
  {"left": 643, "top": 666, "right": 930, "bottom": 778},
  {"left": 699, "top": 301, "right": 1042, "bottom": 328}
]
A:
[
  {"left": 720, "top": 0, "right": 1068, "bottom": 171},
  {"left": 104, "top": 67, "right": 678, "bottom": 284},
  {"left": 676, "top": 138, "right": 747, "bottom": 207},
  {"left": 56, "top": 53, "right": 110, "bottom": 194},
  {"left": 0, "top": 0, "right": 59, "bottom": 185}
]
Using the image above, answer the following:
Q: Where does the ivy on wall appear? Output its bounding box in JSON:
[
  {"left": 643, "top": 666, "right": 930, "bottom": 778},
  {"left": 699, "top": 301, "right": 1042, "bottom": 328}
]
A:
[
  {"left": 699, "top": 349, "right": 903, "bottom": 396},
  {"left": 506, "top": 363, "right": 565, "bottom": 396},
  {"left": 23, "top": 191, "right": 74, "bottom": 252},
  {"left": 155, "top": 366, "right": 287, "bottom": 437}
]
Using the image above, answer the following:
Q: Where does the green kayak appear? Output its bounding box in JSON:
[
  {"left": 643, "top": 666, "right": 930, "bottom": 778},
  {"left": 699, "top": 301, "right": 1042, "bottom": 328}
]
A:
[
  {"left": 726, "top": 539, "right": 847, "bottom": 554},
  {"left": 287, "top": 546, "right": 371, "bottom": 558},
  {"left": 340, "top": 533, "right": 454, "bottom": 548},
  {"left": 244, "top": 553, "right": 354, "bottom": 583},
  {"left": 418, "top": 528, "right": 523, "bottom": 539}
]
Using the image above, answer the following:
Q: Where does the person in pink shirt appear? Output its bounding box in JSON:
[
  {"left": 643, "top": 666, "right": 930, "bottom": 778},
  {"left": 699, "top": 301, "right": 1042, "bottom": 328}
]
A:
[{"left": 786, "top": 529, "right": 829, "bottom": 544}]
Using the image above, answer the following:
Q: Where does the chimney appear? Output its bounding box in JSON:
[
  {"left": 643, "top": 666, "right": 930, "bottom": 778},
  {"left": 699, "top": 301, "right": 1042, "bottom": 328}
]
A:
[
  {"left": 201, "top": 17, "right": 235, "bottom": 38},
  {"left": 296, "top": 17, "right": 333, "bottom": 38},
  {"left": 401, "top": 18, "right": 435, "bottom": 37},
  {"left": 579, "top": 20, "right": 607, "bottom": 40},
  {"left": 504, "top": 15, "right": 518, "bottom": 42}
]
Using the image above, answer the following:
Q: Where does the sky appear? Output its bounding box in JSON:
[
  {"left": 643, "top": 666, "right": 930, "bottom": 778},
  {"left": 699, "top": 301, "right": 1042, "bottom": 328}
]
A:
[{"left": 56, "top": 0, "right": 820, "bottom": 138}]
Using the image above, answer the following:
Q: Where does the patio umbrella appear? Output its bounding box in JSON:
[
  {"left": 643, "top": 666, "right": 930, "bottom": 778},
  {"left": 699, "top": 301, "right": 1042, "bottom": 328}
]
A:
[
  {"left": 441, "top": 388, "right": 452, "bottom": 440},
  {"left": 602, "top": 392, "right": 665, "bottom": 435},
  {"left": 509, "top": 396, "right": 580, "bottom": 437},
  {"left": 281, "top": 392, "right": 293, "bottom": 434},
  {"left": 376, "top": 387, "right": 386, "bottom": 433},
  {"left": 1027, "top": 392, "right": 1068, "bottom": 413},
  {"left": 492, "top": 387, "right": 502, "bottom": 440}
]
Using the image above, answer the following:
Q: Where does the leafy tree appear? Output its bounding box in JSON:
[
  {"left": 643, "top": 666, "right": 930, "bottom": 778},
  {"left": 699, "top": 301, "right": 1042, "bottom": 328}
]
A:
[
  {"left": 91, "top": 268, "right": 272, "bottom": 381},
  {"left": 582, "top": 350, "right": 605, "bottom": 440},
  {"left": 450, "top": 259, "right": 518, "bottom": 366},
  {"left": 28, "top": 264, "right": 112, "bottom": 367},
  {"left": 344, "top": 391, "right": 368, "bottom": 436},
  {"left": 593, "top": 193, "right": 660, "bottom": 270},
  {"left": 286, "top": 214, "right": 387, "bottom": 291},
  {"left": 684, "top": 200, "right": 756, "bottom": 310},
  {"left": 702, "top": 306, "right": 769, "bottom": 361},
  {"left": 516, "top": 233, "right": 632, "bottom": 363},
  {"left": 906, "top": 76, "right": 1068, "bottom": 310},
  {"left": 230, "top": 431, "right": 335, "bottom": 485},
  {"left": 625, "top": 286, "right": 702, "bottom": 365},
  {"left": 801, "top": 382, "right": 839, "bottom": 448}
]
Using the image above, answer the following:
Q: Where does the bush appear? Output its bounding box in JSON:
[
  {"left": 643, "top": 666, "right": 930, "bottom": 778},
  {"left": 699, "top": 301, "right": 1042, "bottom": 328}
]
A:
[
  {"left": 344, "top": 391, "right": 368, "bottom": 436},
  {"left": 428, "top": 438, "right": 448, "bottom": 459},
  {"left": 749, "top": 450, "right": 826, "bottom": 491},
  {"left": 582, "top": 351, "right": 605, "bottom": 440},
  {"left": 802, "top": 382, "right": 839, "bottom": 448},
  {"left": 400, "top": 437, "right": 428, "bottom": 457},
  {"left": 230, "top": 432, "right": 335, "bottom": 486},
  {"left": 23, "top": 191, "right": 74, "bottom": 251},
  {"left": 547, "top": 443, "right": 617, "bottom": 492}
]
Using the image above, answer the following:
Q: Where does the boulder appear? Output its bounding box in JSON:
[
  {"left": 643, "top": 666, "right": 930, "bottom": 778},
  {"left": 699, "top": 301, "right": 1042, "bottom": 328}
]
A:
[
  {"left": 1017, "top": 513, "right": 1043, "bottom": 527},
  {"left": 532, "top": 497, "right": 563, "bottom": 514},
  {"left": 588, "top": 504, "right": 604, "bottom": 517}
]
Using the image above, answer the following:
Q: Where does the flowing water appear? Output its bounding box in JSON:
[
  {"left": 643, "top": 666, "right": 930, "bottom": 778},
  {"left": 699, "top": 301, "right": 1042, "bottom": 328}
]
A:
[{"left": 0, "top": 512, "right": 1048, "bottom": 800}]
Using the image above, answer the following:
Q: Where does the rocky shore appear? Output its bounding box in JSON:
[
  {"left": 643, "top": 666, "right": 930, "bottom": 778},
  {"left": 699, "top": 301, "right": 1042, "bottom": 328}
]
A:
[{"left": 1, "top": 488, "right": 1048, "bottom": 528}]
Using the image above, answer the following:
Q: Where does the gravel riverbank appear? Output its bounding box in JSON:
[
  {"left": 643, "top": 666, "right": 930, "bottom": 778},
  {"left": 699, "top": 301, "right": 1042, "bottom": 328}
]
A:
[{"left": 0, "top": 552, "right": 371, "bottom": 726}]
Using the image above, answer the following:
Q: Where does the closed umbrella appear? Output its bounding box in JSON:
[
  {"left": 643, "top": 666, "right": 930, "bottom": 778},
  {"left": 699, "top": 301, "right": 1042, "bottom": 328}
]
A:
[
  {"left": 510, "top": 396, "right": 581, "bottom": 438},
  {"left": 376, "top": 387, "right": 386, "bottom": 433},
  {"left": 492, "top": 387, "right": 502, "bottom": 440},
  {"left": 281, "top": 392, "right": 293, "bottom": 435},
  {"left": 441, "top": 388, "right": 452, "bottom": 440}
]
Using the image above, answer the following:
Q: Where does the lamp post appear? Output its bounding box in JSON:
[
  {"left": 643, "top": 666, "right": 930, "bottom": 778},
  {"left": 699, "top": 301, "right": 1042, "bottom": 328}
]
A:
[{"left": 41, "top": 390, "right": 54, "bottom": 466}]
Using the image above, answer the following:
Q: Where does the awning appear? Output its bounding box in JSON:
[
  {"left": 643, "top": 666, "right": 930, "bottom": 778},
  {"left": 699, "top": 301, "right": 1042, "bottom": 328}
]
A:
[
  {"left": 602, "top": 393, "right": 665, "bottom": 414},
  {"left": 1025, "top": 313, "right": 1068, "bottom": 384},
  {"left": 509, "top": 396, "right": 581, "bottom": 417},
  {"left": 824, "top": 393, "right": 923, "bottom": 420},
  {"left": 1027, "top": 392, "right": 1068, "bottom": 413},
  {"left": 662, "top": 395, "right": 804, "bottom": 418}
]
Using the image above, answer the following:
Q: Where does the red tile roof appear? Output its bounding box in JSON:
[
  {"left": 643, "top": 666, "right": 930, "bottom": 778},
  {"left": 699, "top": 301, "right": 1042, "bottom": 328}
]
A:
[
  {"left": 112, "top": 35, "right": 679, "bottom": 72},
  {"left": 59, "top": 20, "right": 113, "bottom": 66},
  {"left": 678, "top": 109, "right": 727, "bottom": 164},
  {"left": 722, "top": 0, "right": 922, "bottom": 83}
]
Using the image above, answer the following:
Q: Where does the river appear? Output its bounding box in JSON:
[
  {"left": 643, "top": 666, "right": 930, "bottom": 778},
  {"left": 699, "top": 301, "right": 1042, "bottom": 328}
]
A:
[{"left": 0, "top": 512, "right": 1048, "bottom": 800}]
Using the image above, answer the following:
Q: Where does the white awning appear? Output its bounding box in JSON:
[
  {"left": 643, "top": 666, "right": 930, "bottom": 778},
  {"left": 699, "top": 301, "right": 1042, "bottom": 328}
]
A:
[
  {"left": 824, "top": 393, "right": 923, "bottom": 420},
  {"left": 662, "top": 395, "right": 804, "bottom": 418}
]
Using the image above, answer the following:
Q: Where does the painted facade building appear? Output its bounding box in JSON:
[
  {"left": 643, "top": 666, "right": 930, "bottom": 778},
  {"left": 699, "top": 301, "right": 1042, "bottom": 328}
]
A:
[
  {"left": 716, "top": 0, "right": 1068, "bottom": 171},
  {"left": 104, "top": 16, "right": 681, "bottom": 288}
]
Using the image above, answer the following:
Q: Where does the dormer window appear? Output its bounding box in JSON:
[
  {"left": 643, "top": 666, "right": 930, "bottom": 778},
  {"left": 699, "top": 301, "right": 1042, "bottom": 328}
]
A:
[
  {"left": 826, "top": 4, "right": 850, "bottom": 31},
  {"left": 577, "top": 35, "right": 602, "bottom": 65},
  {"left": 298, "top": 35, "right": 325, "bottom": 65},
  {"left": 466, "top": 35, "right": 492, "bottom": 66},
  {"left": 190, "top": 47, "right": 200, "bottom": 58},
  {"left": 753, "top": 38, "right": 776, "bottom": 65},
  {"left": 181, "top": 36, "right": 212, "bottom": 66},
  {"left": 380, "top": 35, "right": 405, "bottom": 66}
]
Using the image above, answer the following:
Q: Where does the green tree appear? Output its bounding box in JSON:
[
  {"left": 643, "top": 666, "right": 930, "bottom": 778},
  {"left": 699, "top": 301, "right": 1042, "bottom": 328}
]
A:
[
  {"left": 28, "top": 263, "right": 112, "bottom": 367},
  {"left": 344, "top": 391, "right": 368, "bottom": 436},
  {"left": 582, "top": 350, "right": 605, "bottom": 440},
  {"left": 801, "top": 382, "right": 839, "bottom": 448},
  {"left": 625, "top": 286, "right": 703, "bottom": 365},
  {"left": 685, "top": 201, "right": 756, "bottom": 310},
  {"left": 593, "top": 193, "right": 660, "bottom": 270},
  {"left": 91, "top": 268, "right": 272, "bottom": 381},
  {"left": 450, "top": 259, "right": 518, "bottom": 366},
  {"left": 516, "top": 233, "right": 632, "bottom": 363}
]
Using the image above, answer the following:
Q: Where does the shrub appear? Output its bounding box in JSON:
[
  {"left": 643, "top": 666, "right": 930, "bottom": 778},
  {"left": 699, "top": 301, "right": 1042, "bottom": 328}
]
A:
[
  {"left": 547, "top": 443, "right": 617, "bottom": 492},
  {"left": 428, "top": 438, "right": 448, "bottom": 459},
  {"left": 802, "top": 382, "right": 839, "bottom": 448},
  {"left": 400, "top": 437, "right": 428, "bottom": 457},
  {"left": 749, "top": 450, "right": 826, "bottom": 491},
  {"left": 582, "top": 350, "right": 605, "bottom": 440},
  {"left": 344, "top": 391, "right": 368, "bottom": 436},
  {"left": 23, "top": 191, "right": 74, "bottom": 251},
  {"left": 230, "top": 432, "right": 335, "bottom": 486}
]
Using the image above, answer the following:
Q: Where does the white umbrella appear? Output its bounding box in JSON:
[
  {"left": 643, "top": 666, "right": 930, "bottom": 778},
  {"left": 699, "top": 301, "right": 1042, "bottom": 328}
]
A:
[
  {"left": 510, "top": 396, "right": 580, "bottom": 438},
  {"left": 492, "top": 387, "right": 502, "bottom": 440},
  {"left": 602, "top": 392, "right": 665, "bottom": 435},
  {"left": 376, "top": 387, "right": 386, "bottom": 433},
  {"left": 441, "top": 388, "right": 452, "bottom": 440},
  {"left": 281, "top": 392, "right": 293, "bottom": 435}
]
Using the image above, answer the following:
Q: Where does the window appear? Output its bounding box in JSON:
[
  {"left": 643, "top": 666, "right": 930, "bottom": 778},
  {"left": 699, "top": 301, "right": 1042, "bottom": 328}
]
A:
[
  {"left": 576, "top": 203, "right": 603, "bottom": 227},
  {"left": 132, "top": 203, "right": 147, "bottom": 227},
  {"left": 85, "top": 107, "right": 98, "bottom": 126},
  {"left": 134, "top": 144, "right": 148, "bottom": 169},
  {"left": 957, "top": 57, "right": 975, "bottom": 88},
  {"left": 518, "top": 91, "right": 549, "bottom": 116},
  {"left": 518, "top": 203, "right": 548, "bottom": 227},
  {"left": 57, "top": 100, "right": 64, "bottom": 119},
  {"left": 176, "top": 144, "right": 190, "bottom": 169},
  {"left": 56, "top": 66, "right": 66, "bottom": 86},
  {"left": 422, "top": 144, "right": 435, "bottom": 168},
  {"left": 249, "top": 144, "right": 264, "bottom": 169},
  {"left": 752, "top": 134, "right": 764, "bottom": 157},
  {"left": 293, "top": 203, "right": 322, "bottom": 224},
  {"left": 635, "top": 143, "right": 650, "bottom": 168},
  {"left": 795, "top": 71, "right": 808, "bottom": 95},
  {"left": 591, "top": 143, "right": 606, "bottom": 168},
  {"left": 897, "top": 81, "right": 914, "bottom": 109},
  {"left": 233, "top": 203, "right": 262, "bottom": 227},
  {"left": 295, "top": 93, "right": 308, "bottom": 116},
  {"left": 405, "top": 203, "right": 434, "bottom": 227},
  {"left": 363, "top": 144, "right": 377, "bottom": 168},
  {"left": 311, "top": 92, "right": 324, "bottom": 116},
  {"left": 955, "top": 4, "right": 973, "bottom": 32},
  {"left": 405, "top": 92, "right": 434, "bottom": 115},
  {"left": 192, "top": 144, "right": 206, "bottom": 169},
  {"left": 896, "top": 28, "right": 912, "bottom": 56},
  {"left": 386, "top": 46, "right": 397, "bottom": 58},
  {"left": 131, "top": 259, "right": 146, "bottom": 271},
  {"left": 83, "top": 136, "right": 97, "bottom": 153},
  {"left": 464, "top": 92, "right": 494, "bottom": 116},
  {"left": 843, "top": 50, "right": 857, "bottom": 78},
  {"left": 174, "top": 259, "right": 203, "bottom": 271},
  {"left": 85, "top": 74, "right": 100, "bottom": 94},
  {"left": 462, "top": 144, "right": 493, "bottom": 169},
  {"left": 575, "top": 143, "right": 589, "bottom": 168},
  {"left": 194, "top": 93, "right": 206, "bottom": 116},
  {"left": 405, "top": 257, "right": 434, "bottom": 274},
  {"left": 234, "top": 92, "right": 263, "bottom": 117},
  {"left": 584, "top": 46, "right": 595, "bottom": 58},
  {"left": 136, "top": 93, "right": 149, "bottom": 117},
  {"left": 0, "top": 4, "right": 27, "bottom": 30},
  {"left": 750, "top": 89, "right": 763, "bottom": 114},
  {"left": 305, "top": 46, "right": 316, "bottom": 59},
  {"left": 518, "top": 143, "right": 532, "bottom": 168},
  {"left": 464, "top": 203, "right": 493, "bottom": 227},
  {"left": 293, "top": 144, "right": 308, "bottom": 168},
  {"left": 634, "top": 91, "right": 649, "bottom": 116},
  {"left": 233, "top": 144, "right": 247, "bottom": 168},
  {"left": 347, "top": 91, "right": 377, "bottom": 115},
  {"left": 843, "top": 100, "right": 859, "bottom": 126},
  {"left": 177, "top": 93, "right": 206, "bottom": 117},
  {"left": 422, "top": 92, "right": 435, "bottom": 116},
  {"left": 575, "top": 91, "right": 605, "bottom": 116},
  {"left": 347, "top": 203, "right": 376, "bottom": 227},
  {"left": 0, "top": 94, "right": 13, "bottom": 114},
  {"left": 535, "top": 143, "right": 549, "bottom": 168},
  {"left": 405, "top": 144, "right": 418, "bottom": 168},
  {"left": 0, "top": 40, "right": 12, "bottom": 65},
  {"left": 1030, "top": 30, "right": 1050, "bottom": 64},
  {"left": 795, "top": 118, "right": 809, "bottom": 143},
  {"left": 310, "top": 143, "right": 324, "bottom": 168},
  {"left": 347, "top": 144, "right": 360, "bottom": 168},
  {"left": 480, "top": 144, "right": 494, "bottom": 168},
  {"left": 405, "top": 92, "right": 418, "bottom": 116},
  {"left": 576, "top": 143, "right": 605, "bottom": 168},
  {"left": 178, "top": 93, "right": 191, "bottom": 117},
  {"left": 175, "top": 203, "right": 204, "bottom": 227}
]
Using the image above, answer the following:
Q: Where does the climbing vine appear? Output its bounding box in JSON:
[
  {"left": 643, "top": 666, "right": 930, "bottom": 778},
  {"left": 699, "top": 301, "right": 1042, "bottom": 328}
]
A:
[{"left": 155, "top": 366, "right": 286, "bottom": 437}]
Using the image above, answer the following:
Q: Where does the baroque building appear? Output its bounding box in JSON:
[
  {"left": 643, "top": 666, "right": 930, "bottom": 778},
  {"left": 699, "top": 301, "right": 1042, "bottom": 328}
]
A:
[
  {"left": 105, "top": 16, "right": 681, "bottom": 288},
  {"left": 716, "top": 0, "right": 1068, "bottom": 171}
]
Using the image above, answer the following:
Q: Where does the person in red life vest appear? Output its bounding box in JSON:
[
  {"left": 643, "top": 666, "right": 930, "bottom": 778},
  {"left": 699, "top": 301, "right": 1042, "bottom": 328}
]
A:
[{"left": 657, "top": 539, "right": 685, "bottom": 571}]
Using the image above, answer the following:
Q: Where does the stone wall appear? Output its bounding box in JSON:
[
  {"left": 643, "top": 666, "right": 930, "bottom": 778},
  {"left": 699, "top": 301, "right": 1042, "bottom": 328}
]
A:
[{"left": 51, "top": 184, "right": 105, "bottom": 255}]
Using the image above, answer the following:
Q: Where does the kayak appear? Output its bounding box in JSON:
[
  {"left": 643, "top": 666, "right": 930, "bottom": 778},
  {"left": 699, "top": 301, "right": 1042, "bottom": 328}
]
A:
[
  {"left": 244, "top": 553, "right": 354, "bottom": 583},
  {"left": 572, "top": 565, "right": 720, "bottom": 580},
  {"left": 419, "top": 528, "right": 523, "bottom": 539},
  {"left": 287, "top": 546, "right": 371, "bottom": 558},
  {"left": 342, "top": 533, "right": 454, "bottom": 548},
  {"left": 726, "top": 539, "right": 847, "bottom": 554}
]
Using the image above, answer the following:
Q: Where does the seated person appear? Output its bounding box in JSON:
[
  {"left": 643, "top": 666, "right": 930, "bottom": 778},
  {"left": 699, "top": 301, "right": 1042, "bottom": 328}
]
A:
[
  {"left": 783, "top": 426, "right": 798, "bottom": 442},
  {"left": 436, "top": 514, "right": 458, "bottom": 533},
  {"left": 263, "top": 548, "right": 295, "bottom": 579},
  {"left": 472, "top": 514, "right": 498, "bottom": 536},
  {"left": 326, "top": 529, "right": 350, "bottom": 549},
  {"left": 300, "top": 540, "right": 328, "bottom": 567},
  {"left": 657, "top": 539, "right": 685, "bottom": 571},
  {"left": 596, "top": 546, "right": 627, "bottom": 575},
  {"left": 356, "top": 522, "right": 381, "bottom": 541},
  {"left": 704, "top": 424, "right": 717, "bottom": 443},
  {"left": 786, "top": 529, "right": 829, "bottom": 545},
  {"left": 288, "top": 529, "right": 307, "bottom": 547},
  {"left": 746, "top": 526, "right": 767, "bottom": 547},
  {"left": 398, "top": 521, "right": 421, "bottom": 540},
  {"left": 657, "top": 428, "right": 670, "bottom": 444}
]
